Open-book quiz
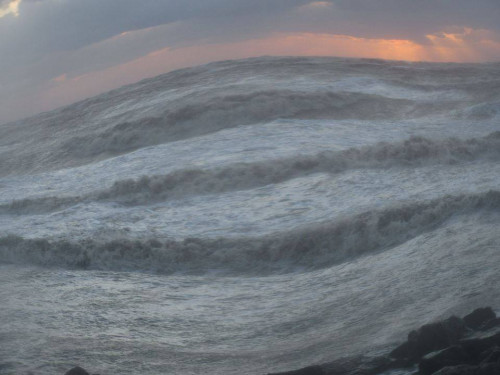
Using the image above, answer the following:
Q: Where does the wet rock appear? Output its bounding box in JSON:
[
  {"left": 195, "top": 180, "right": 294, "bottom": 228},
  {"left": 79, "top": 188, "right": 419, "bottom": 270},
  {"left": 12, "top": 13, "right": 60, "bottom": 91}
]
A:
[
  {"left": 460, "top": 330, "right": 500, "bottom": 360},
  {"left": 431, "top": 365, "right": 479, "bottom": 375},
  {"left": 431, "top": 363, "right": 500, "bottom": 375},
  {"left": 477, "top": 362, "right": 500, "bottom": 374},
  {"left": 390, "top": 341, "right": 411, "bottom": 360},
  {"left": 479, "top": 346, "right": 500, "bottom": 364},
  {"left": 390, "top": 316, "right": 466, "bottom": 361},
  {"left": 418, "top": 346, "right": 471, "bottom": 375},
  {"left": 479, "top": 317, "right": 500, "bottom": 331},
  {"left": 65, "top": 367, "right": 90, "bottom": 375},
  {"left": 464, "top": 308, "right": 496, "bottom": 330},
  {"left": 439, "top": 363, "right": 500, "bottom": 375}
]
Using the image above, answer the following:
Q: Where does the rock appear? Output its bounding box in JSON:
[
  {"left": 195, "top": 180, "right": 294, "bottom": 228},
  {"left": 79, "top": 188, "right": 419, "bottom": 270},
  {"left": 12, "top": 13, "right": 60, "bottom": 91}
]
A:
[
  {"left": 460, "top": 331, "right": 500, "bottom": 360},
  {"left": 477, "top": 362, "right": 500, "bottom": 374},
  {"left": 479, "top": 346, "right": 500, "bottom": 364},
  {"left": 479, "top": 317, "right": 500, "bottom": 331},
  {"left": 65, "top": 367, "right": 90, "bottom": 375},
  {"left": 431, "top": 365, "right": 478, "bottom": 375},
  {"left": 390, "top": 341, "right": 411, "bottom": 359},
  {"left": 391, "top": 316, "right": 466, "bottom": 361},
  {"left": 464, "top": 308, "right": 497, "bottom": 330},
  {"left": 418, "top": 346, "right": 471, "bottom": 375},
  {"left": 430, "top": 364, "right": 500, "bottom": 375}
]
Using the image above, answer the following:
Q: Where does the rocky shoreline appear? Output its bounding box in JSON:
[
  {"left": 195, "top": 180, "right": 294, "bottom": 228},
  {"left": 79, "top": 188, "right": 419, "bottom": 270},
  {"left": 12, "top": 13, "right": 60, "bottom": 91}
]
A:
[
  {"left": 268, "top": 307, "right": 500, "bottom": 375},
  {"left": 64, "top": 307, "right": 500, "bottom": 375}
]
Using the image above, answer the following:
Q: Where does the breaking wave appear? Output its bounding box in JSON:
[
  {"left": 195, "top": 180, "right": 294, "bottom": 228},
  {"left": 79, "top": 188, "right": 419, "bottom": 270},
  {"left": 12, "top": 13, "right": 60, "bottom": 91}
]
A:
[
  {"left": 98, "top": 131, "right": 500, "bottom": 204},
  {"left": 2, "top": 190, "right": 500, "bottom": 275},
  {"left": 58, "top": 90, "right": 420, "bottom": 159},
  {"left": 3, "top": 132, "right": 500, "bottom": 214}
]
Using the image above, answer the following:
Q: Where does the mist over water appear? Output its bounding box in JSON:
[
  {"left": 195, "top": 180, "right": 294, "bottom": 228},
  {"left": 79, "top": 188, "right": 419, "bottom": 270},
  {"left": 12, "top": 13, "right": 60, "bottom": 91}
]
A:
[{"left": 1, "top": 56, "right": 500, "bottom": 375}]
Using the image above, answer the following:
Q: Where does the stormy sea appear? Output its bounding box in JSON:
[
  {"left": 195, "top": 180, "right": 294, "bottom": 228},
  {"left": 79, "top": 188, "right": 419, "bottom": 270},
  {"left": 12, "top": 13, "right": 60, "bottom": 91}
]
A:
[{"left": 1, "top": 56, "right": 500, "bottom": 375}]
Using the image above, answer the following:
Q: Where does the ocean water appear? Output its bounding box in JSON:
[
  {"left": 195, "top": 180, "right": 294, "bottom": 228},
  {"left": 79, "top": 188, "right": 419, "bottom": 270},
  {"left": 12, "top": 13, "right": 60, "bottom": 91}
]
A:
[{"left": 1, "top": 56, "right": 500, "bottom": 374}]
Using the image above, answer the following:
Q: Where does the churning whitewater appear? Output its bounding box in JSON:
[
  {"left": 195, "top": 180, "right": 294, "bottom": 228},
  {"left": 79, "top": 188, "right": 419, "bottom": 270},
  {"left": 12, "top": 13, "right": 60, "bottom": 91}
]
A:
[{"left": 1, "top": 57, "right": 500, "bottom": 375}]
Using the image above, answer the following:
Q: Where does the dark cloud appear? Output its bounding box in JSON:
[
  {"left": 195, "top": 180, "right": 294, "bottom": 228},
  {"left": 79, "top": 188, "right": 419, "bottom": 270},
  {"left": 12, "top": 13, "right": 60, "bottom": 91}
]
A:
[
  {"left": 271, "top": 0, "right": 500, "bottom": 44},
  {"left": 7, "top": 0, "right": 305, "bottom": 52},
  {"left": 0, "top": 0, "right": 309, "bottom": 74},
  {"left": 2, "top": 0, "right": 499, "bottom": 64}
]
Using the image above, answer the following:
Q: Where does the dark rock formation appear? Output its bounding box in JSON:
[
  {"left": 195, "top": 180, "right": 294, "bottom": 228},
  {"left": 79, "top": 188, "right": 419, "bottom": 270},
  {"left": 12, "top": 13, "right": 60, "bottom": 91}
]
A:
[
  {"left": 65, "top": 367, "right": 90, "bottom": 375},
  {"left": 432, "top": 363, "right": 500, "bottom": 375},
  {"left": 390, "top": 316, "right": 466, "bottom": 361},
  {"left": 419, "top": 346, "right": 472, "bottom": 375},
  {"left": 460, "top": 330, "right": 500, "bottom": 360},
  {"left": 432, "top": 364, "right": 482, "bottom": 375},
  {"left": 480, "top": 318, "right": 500, "bottom": 331},
  {"left": 463, "top": 308, "right": 496, "bottom": 330},
  {"left": 479, "top": 346, "right": 500, "bottom": 364}
]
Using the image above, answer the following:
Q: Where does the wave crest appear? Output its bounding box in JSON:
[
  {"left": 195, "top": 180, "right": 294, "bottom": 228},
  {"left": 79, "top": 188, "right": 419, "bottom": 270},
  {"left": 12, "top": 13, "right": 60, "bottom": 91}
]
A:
[
  {"left": 3, "top": 132, "right": 500, "bottom": 214},
  {"left": 2, "top": 190, "right": 499, "bottom": 275},
  {"left": 58, "top": 90, "right": 418, "bottom": 159}
]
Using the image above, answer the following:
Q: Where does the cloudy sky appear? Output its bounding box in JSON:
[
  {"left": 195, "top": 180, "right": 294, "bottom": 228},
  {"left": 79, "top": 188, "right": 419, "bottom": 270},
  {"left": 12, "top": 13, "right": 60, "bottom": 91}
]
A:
[{"left": 1, "top": 0, "right": 500, "bottom": 124}]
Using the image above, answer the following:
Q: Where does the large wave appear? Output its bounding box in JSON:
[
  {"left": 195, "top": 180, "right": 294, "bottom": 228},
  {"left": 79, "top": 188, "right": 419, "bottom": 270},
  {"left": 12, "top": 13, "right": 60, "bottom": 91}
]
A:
[
  {"left": 2, "top": 190, "right": 500, "bottom": 275},
  {"left": 2, "top": 57, "right": 499, "bottom": 177},
  {"left": 3, "top": 132, "right": 500, "bottom": 214},
  {"left": 0, "top": 90, "right": 418, "bottom": 175},
  {"left": 57, "top": 90, "right": 449, "bottom": 159}
]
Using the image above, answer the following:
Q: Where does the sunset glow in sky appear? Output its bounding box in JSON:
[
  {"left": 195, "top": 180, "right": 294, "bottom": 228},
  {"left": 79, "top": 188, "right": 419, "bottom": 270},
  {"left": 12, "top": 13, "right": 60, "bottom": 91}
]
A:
[{"left": 1, "top": 0, "right": 500, "bottom": 124}]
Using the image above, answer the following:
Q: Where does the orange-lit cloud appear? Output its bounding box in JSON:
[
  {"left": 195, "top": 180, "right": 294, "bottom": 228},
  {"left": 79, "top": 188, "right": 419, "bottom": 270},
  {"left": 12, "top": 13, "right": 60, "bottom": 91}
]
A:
[
  {"left": 425, "top": 28, "right": 500, "bottom": 62},
  {"left": 53, "top": 73, "right": 67, "bottom": 83},
  {"left": 299, "top": 1, "right": 332, "bottom": 10},
  {"left": 38, "top": 29, "right": 500, "bottom": 112},
  {"left": 0, "top": 0, "right": 21, "bottom": 18}
]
